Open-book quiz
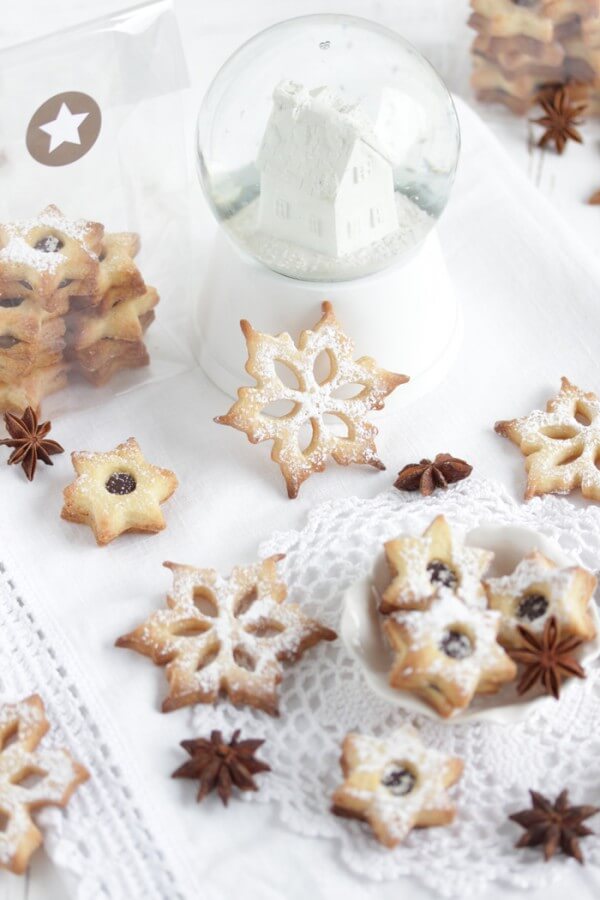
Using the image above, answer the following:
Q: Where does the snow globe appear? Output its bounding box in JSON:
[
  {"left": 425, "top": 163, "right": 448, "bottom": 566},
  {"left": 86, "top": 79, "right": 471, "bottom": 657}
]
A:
[{"left": 196, "top": 14, "right": 461, "bottom": 403}]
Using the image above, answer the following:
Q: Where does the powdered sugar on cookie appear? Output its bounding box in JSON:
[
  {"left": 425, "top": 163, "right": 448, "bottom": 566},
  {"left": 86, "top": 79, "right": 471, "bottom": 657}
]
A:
[
  {"left": 382, "top": 515, "right": 492, "bottom": 613},
  {"left": 383, "top": 592, "right": 517, "bottom": 717},
  {"left": 116, "top": 555, "right": 336, "bottom": 715},
  {"left": 216, "top": 301, "right": 408, "bottom": 498},
  {"left": 485, "top": 550, "right": 597, "bottom": 648},
  {"left": 495, "top": 377, "right": 600, "bottom": 501},
  {"left": 331, "top": 726, "right": 463, "bottom": 847},
  {"left": 0, "top": 695, "right": 88, "bottom": 874}
]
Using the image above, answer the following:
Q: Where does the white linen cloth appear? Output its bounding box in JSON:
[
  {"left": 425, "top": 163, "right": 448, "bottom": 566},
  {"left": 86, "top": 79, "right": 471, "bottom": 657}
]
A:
[
  {"left": 4, "top": 0, "right": 600, "bottom": 885},
  {"left": 3, "top": 90, "right": 600, "bottom": 900}
]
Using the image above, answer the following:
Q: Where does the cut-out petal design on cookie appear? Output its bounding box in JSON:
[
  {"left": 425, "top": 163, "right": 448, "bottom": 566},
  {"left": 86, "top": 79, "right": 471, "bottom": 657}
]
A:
[{"left": 215, "top": 301, "right": 408, "bottom": 498}]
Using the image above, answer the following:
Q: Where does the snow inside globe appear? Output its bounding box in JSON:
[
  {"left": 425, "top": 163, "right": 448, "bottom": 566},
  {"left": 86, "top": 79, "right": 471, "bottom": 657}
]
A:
[{"left": 196, "top": 14, "right": 460, "bottom": 283}]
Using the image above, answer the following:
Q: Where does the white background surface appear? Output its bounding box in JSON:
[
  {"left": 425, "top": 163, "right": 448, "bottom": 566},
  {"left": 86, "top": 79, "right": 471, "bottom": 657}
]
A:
[{"left": 3, "top": 1, "right": 600, "bottom": 898}]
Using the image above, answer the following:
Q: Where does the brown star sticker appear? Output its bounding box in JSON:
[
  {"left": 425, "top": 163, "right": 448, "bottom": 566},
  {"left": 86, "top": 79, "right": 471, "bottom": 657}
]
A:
[
  {"left": 531, "top": 86, "right": 586, "bottom": 154},
  {"left": 394, "top": 453, "right": 472, "bottom": 496},
  {"left": 510, "top": 789, "right": 600, "bottom": 863},
  {"left": 0, "top": 406, "right": 64, "bottom": 481},
  {"left": 172, "top": 729, "right": 270, "bottom": 806},
  {"left": 509, "top": 616, "right": 586, "bottom": 699},
  {"left": 215, "top": 301, "right": 408, "bottom": 498}
]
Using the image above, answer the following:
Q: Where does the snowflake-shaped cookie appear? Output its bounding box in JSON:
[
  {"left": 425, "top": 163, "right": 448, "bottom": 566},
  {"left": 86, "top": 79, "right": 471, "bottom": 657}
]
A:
[
  {"left": 0, "top": 695, "right": 88, "bottom": 874},
  {"left": 381, "top": 515, "right": 493, "bottom": 613},
  {"left": 116, "top": 554, "right": 337, "bottom": 715},
  {"left": 383, "top": 593, "right": 517, "bottom": 717},
  {"left": 61, "top": 437, "right": 178, "bottom": 545},
  {"left": 484, "top": 551, "right": 597, "bottom": 649},
  {"left": 216, "top": 301, "right": 408, "bottom": 498},
  {"left": 495, "top": 377, "right": 600, "bottom": 501},
  {"left": 0, "top": 205, "right": 102, "bottom": 311},
  {"left": 331, "top": 726, "right": 463, "bottom": 848}
]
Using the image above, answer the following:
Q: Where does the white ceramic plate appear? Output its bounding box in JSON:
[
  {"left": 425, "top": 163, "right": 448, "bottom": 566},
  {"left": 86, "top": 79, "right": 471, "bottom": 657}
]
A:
[{"left": 340, "top": 524, "right": 600, "bottom": 725}]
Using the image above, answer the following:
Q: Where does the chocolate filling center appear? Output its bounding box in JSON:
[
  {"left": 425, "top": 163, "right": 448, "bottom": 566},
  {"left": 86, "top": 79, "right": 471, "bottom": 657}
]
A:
[
  {"left": 34, "top": 235, "right": 63, "bottom": 253},
  {"left": 440, "top": 629, "right": 473, "bottom": 660},
  {"left": 105, "top": 472, "right": 137, "bottom": 495},
  {"left": 427, "top": 560, "right": 458, "bottom": 590},
  {"left": 381, "top": 766, "right": 416, "bottom": 797},
  {"left": 517, "top": 592, "right": 548, "bottom": 622}
]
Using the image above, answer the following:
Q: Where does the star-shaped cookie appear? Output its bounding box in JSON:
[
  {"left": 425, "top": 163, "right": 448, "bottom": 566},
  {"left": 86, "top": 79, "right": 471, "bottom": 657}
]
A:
[
  {"left": 383, "top": 593, "right": 517, "bottom": 717},
  {"left": 61, "top": 437, "right": 178, "bottom": 545},
  {"left": 331, "top": 726, "right": 463, "bottom": 848},
  {"left": 70, "top": 232, "right": 146, "bottom": 313},
  {"left": 116, "top": 554, "right": 336, "bottom": 714},
  {"left": 381, "top": 515, "right": 493, "bottom": 613},
  {"left": 216, "top": 301, "right": 408, "bottom": 498},
  {"left": 495, "top": 377, "right": 600, "bottom": 501},
  {"left": 0, "top": 695, "right": 88, "bottom": 874},
  {"left": 484, "top": 551, "right": 597, "bottom": 649},
  {"left": 0, "top": 205, "right": 102, "bottom": 311},
  {"left": 68, "top": 287, "right": 158, "bottom": 350}
]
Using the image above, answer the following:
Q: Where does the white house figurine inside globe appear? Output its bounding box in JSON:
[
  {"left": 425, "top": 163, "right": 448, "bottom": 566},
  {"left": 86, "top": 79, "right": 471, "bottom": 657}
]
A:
[{"left": 257, "top": 81, "right": 399, "bottom": 260}]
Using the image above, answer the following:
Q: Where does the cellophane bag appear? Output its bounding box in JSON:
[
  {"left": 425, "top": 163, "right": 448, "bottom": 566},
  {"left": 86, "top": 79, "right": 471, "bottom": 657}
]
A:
[{"left": 0, "top": 0, "right": 193, "bottom": 417}]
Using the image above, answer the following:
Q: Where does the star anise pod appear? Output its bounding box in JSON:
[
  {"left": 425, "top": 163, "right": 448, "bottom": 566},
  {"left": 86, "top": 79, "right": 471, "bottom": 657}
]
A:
[
  {"left": 172, "top": 729, "right": 270, "bottom": 806},
  {"left": 510, "top": 789, "right": 600, "bottom": 863},
  {"left": 394, "top": 453, "right": 472, "bottom": 496},
  {"left": 531, "top": 86, "right": 587, "bottom": 154},
  {"left": 509, "top": 616, "right": 585, "bottom": 699},
  {"left": 0, "top": 406, "right": 64, "bottom": 481}
]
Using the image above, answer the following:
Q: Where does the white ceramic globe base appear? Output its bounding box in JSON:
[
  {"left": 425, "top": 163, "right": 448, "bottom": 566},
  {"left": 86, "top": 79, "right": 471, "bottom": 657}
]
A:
[{"left": 197, "top": 229, "right": 461, "bottom": 407}]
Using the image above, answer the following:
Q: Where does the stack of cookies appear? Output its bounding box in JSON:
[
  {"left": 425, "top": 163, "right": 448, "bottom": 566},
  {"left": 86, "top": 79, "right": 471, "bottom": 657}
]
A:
[
  {"left": 470, "top": 0, "right": 600, "bottom": 113},
  {"left": 0, "top": 206, "right": 158, "bottom": 414}
]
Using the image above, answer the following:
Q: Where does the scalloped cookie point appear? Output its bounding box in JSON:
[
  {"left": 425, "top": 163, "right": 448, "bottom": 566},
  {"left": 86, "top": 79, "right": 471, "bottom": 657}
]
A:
[
  {"left": 61, "top": 437, "right": 178, "bottom": 545},
  {"left": 216, "top": 301, "right": 408, "bottom": 498}
]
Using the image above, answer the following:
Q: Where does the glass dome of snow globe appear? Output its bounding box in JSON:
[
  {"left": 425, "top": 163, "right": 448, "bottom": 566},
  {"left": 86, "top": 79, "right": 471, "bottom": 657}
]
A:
[{"left": 197, "top": 14, "right": 460, "bottom": 283}]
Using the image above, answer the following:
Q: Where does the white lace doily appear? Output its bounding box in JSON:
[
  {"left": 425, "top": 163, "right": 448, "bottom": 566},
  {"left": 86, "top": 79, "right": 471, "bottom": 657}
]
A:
[
  {"left": 0, "top": 560, "right": 187, "bottom": 900},
  {"left": 190, "top": 478, "right": 600, "bottom": 898}
]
